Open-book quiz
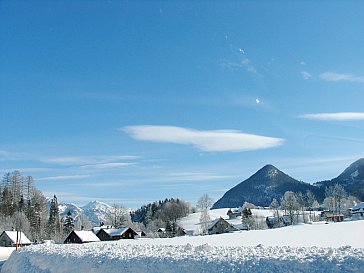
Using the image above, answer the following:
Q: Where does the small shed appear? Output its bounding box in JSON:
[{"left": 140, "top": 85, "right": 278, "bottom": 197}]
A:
[
  {"left": 64, "top": 230, "right": 100, "bottom": 244},
  {"left": 0, "top": 231, "right": 32, "bottom": 247},
  {"left": 207, "top": 217, "right": 239, "bottom": 235},
  {"left": 96, "top": 227, "right": 137, "bottom": 241}
]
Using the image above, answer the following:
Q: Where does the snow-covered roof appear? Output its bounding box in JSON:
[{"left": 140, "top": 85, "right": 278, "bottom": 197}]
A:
[
  {"left": 1, "top": 231, "right": 31, "bottom": 245},
  {"left": 103, "top": 228, "right": 130, "bottom": 237},
  {"left": 352, "top": 202, "right": 364, "bottom": 211},
  {"left": 207, "top": 218, "right": 223, "bottom": 230},
  {"left": 73, "top": 231, "right": 100, "bottom": 242},
  {"left": 92, "top": 225, "right": 115, "bottom": 234}
]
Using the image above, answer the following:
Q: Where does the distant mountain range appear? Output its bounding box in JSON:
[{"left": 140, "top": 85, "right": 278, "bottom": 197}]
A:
[
  {"left": 212, "top": 158, "right": 364, "bottom": 209},
  {"left": 54, "top": 200, "right": 112, "bottom": 226}
]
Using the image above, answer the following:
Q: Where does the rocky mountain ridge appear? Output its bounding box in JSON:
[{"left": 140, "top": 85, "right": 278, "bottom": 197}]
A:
[{"left": 212, "top": 158, "right": 364, "bottom": 209}]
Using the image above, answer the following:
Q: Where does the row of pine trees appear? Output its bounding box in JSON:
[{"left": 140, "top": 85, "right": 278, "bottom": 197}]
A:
[{"left": 0, "top": 171, "right": 74, "bottom": 243}]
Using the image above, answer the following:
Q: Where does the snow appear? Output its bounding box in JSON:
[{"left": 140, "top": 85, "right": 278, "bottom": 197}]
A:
[
  {"left": 104, "top": 228, "right": 130, "bottom": 237},
  {"left": 72, "top": 231, "right": 100, "bottom": 243},
  {"left": 2, "top": 220, "right": 364, "bottom": 272},
  {"left": 351, "top": 170, "right": 359, "bottom": 178},
  {"left": 0, "top": 247, "right": 15, "bottom": 262},
  {"left": 177, "top": 208, "right": 295, "bottom": 234}
]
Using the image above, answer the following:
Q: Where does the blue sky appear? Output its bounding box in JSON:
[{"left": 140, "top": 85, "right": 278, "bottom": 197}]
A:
[{"left": 1, "top": 1, "right": 364, "bottom": 208}]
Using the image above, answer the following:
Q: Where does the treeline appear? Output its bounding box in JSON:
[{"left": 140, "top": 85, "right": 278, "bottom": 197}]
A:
[
  {"left": 0, "top": 171, "right": 49, "bottom": 241},
  {"left": 0, "top": 171, "right": 75, "bottom": 243},
  {"left": 131, "top": 198, "right": 194, "bottom": 234}
]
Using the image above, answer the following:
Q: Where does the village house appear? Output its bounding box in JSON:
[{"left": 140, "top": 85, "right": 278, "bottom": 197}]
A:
[
  {"left": 227, "top": 208, "right": 242, "bottom": 219},
  {"left": 157, "top": 225, "right": 186, "bottom": 237},
  {"left": 320, "top": 211, "right": 344, "bottom": 222},
  {"left": 0, "top": 231, "right": 32, "bottom": 247},
  {"left": 207, "top": 217, "right": 239, "bottom": 235},
  {"left": 266, "top": 215, "right": 292, "bottom": 229},
  {"left": 96, "top": 227, "right": 138, "bottom": 241},
  {"left": 351, "top": 202, "right": 364, "bottom": 218},
  {"left": 64, "top": 230, "right": 101, "bottom": 244}
]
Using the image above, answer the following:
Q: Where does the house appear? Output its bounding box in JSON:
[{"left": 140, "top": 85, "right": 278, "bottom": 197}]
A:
[
  {"left": 320, "top": 211, "right": 344, "bottom": 222},
  {"left": 266, "top": 215, "right": 292, "bottom": 229},
  {"left": 227, "top": 208, "right": 242, "bottom": 219},
  {"left": 352, "top": 202, "right": 364, "bottom": 218},
  {"left": 64, "top": 230, "right": 100, "bottom": 244},
  {"left": 207, "top": 217, "right": 239, "bottom": 235},
  {"left": 96, "top": 227, "right": 138, "bottom": 240},
  {"left": 0, "top": 231, "right": 32, "bottom": 247}
]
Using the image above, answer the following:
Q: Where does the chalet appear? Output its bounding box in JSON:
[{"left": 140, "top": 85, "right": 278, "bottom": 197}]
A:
[
  {"left": 207, "top": 217, "right": 239, "bottom": 235},
  {"left": 227, "top": 208, "right": 242, "bottom": 219},
  {"left": 0, "top": 231, "right": 32, "bottom": 247},
  {"left": 157, "top": 228, "right": 166, "bottom": 237},
  {"left": 352, "top": 202, "right": 364, "bottom": 218},
  {"left": 96, "top": 227, "right": 137, "bottom": 241},
  {"left": 64, "top": 230, "right": 100, "bottom": 244},
  {"left": 266, "top": 215, "right": 292, "bottom": 229},
  {"left": 320, "top": 211, "right": 344, "bottom": 222}
]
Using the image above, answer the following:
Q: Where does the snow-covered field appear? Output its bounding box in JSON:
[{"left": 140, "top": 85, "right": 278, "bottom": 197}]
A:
[
  {"left": 2, "top": 219, "right": 364, "bottom": 273},
  {"left": 0, "top": 247, "right": 15, "bottom": 261}
]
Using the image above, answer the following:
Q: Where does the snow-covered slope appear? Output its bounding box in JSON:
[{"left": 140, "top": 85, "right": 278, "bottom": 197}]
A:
[
  {"left": 178, "top": 208, "right": 274, "bottom": 234},
  {"left": 2, "top": 220, "right": 364, "bottom": 273}
]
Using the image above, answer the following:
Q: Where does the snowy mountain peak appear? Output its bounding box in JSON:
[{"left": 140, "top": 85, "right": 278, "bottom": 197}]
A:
[
  {"left": 212, "top": 164, "right": 319, "bottom": 209},
  {"left": 82, "top": 200, "right": 112, "bottom": 210}
]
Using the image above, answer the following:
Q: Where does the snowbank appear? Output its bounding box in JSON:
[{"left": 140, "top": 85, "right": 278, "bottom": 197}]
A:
[
  {"left": 2, "top": 242, "right": 364, "bottom": 273},
  {"left": 3, "top": 220, "right": 364, "bottom": 272}
]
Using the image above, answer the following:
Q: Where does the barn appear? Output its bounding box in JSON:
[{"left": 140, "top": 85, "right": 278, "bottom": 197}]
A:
[{"left": 96, "top": 227, "right": 137, "bottom": 241}]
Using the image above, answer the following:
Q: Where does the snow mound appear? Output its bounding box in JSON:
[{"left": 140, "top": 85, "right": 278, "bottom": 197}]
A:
[{"left": 2, "top": 242, "right": 364, "bottom": 273}]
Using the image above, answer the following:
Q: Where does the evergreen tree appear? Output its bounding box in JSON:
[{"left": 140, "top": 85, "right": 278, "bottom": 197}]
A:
[
  {"left": 47, "top": 195, "right": 61, "bottom": 239},
  {"left": 241, "top": 207, "right": 254, "bottom": 230},
  {"left": 63, "top": 210, "right": 74, "bottom": 235},
  {"left": 165, "top": 220, "right": 172, "bottom": 238}
]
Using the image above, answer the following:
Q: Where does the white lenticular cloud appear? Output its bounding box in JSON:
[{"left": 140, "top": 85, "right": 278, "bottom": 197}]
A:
[
  {"left": 123, "top": 125, "right": 284, "bottom": 152},
  {"left": 300, "top": 112, "right": 364, "bottom": 121},
  {"left": 319, "top": 72, "right": 364, "bottom": 83}
]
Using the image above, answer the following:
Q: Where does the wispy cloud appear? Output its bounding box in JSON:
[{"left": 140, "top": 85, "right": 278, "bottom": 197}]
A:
[
  {"left": 166, "top": 172, "right": 233, "bottom": 181},
  {"left": 79, "top": 162, "right": 137, "bottom": 169},
  {"left": 300, "top": 112, "right": 364, "bottom": 121},
  {"left": 220, "top": 58, "right": 258, "bottom": 75},
  {"left": 319, "top": 72, "right": 364, "bottom": 83},
  {"left": 301, "top": 71, "right": 312, "bottom": 80},
  {"left": 123, "top": 125, "right": 284, "bottom": 152},
  {"left": 37, "top": 174, "right": 91, "bottom": 181},
  {"left": 43, "top": 155, "right": 139, "bottom": 166}
]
